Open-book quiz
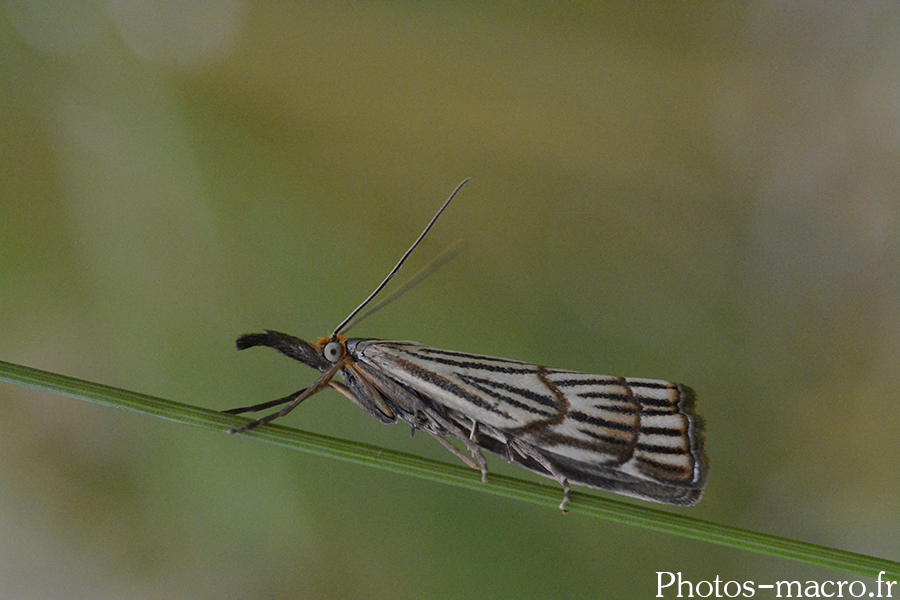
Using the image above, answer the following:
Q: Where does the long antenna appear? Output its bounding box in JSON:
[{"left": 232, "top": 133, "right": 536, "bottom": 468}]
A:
[
  {"left": 333, "top": 178, "right": 469, "bottom": 336},
  {"left": 339, "top": 241, "right": 464, "bottom": 334}
]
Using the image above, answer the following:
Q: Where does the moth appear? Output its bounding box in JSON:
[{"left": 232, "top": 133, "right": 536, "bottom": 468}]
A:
[{"left": 227, "top": 180, "right": 708, "bottom": 510}]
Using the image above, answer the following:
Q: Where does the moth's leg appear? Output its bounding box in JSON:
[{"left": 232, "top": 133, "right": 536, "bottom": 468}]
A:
[
  {"left": 511, "top": 440, "right": 572, "bottom": 512},
  {"left": 465, "top": 440, "right": 489, "bottom": 483},
  {"left": 229, "top": 360, "right": 345, "bottom": 434},
  {"left": 451, "top": 432, "right": 489, "bottom": 483},
  {"left": 477, "top": 423, "right": 515, "bottom": 462},
  {"left": 425, "top": 430, "right": 480, "bottom": 472},
  {"left": 224, "top": 387, "right": 310, "bottom": 414},
  {"left": 497, "top": 445, "right": 512, "bottom": 462},
  {"left": 328, "top": 381, "right": 354, "bottom": 401},
  {"left": 558, "top": 479, "right": 572, "bottom": 513},
  {"left": 421, "top": 411, "right": 490, "bottom": 483},
  {"left": 464, "top": 419, "right": 493, "bottom": 478}
]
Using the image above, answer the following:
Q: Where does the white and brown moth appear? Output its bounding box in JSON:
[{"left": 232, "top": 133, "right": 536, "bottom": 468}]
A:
[{"left": 227, "top": 180, "right": 708, "bottom": 510}]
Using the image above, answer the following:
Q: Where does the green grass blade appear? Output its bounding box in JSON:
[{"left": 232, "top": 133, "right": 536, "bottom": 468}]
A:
[{"left": 1, "top": 359, "right": 897, "bottom": 581}]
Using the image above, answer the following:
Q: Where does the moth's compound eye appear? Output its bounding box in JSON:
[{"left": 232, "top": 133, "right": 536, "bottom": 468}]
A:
[{"left": 323, "top": 341, "right": 343, "bottom": 363}]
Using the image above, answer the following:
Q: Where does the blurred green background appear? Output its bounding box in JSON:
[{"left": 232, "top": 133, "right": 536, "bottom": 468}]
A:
[{"left": 1, "top": 3, "right": 898, "bottom": 598}]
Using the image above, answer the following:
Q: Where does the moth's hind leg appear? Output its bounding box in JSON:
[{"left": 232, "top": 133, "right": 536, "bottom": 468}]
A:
[
  {"left": 414, "top": 410, "right": 490, "bottom": 483},
  {"left": 510, "top": 439, "right": 572, "bottom": 512},
  {"left": 424, "top": 430, "right": 489, "bottom": 483}
]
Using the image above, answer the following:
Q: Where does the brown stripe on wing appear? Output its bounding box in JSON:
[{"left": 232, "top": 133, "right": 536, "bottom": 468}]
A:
[{"left": 632, "top": 384, "right": 706, "bottom": 487}]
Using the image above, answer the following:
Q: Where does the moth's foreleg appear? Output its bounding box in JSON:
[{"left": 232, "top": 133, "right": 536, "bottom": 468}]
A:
[
  {"left": 224, "top": 387, "right": 310, "bottom": 415},
  {"left": 226, "top": 387, "right": 308, "bottom": 434},
  {"left": 228, "top": 360, "right": 345, "bottom": 434},
  {"left": 328, "top": 381, "right": 355, "bottom": 402}
]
